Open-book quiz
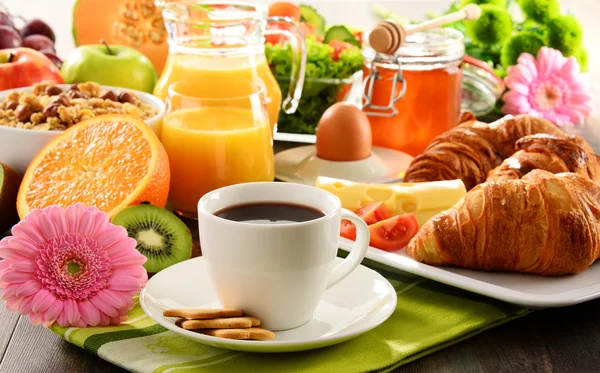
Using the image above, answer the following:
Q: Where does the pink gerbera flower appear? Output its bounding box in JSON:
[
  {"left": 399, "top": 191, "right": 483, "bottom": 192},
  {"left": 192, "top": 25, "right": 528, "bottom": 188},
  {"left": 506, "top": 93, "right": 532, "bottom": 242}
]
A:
[
  {"left": 501, "top": 46, "right": 592, "bottom": 126},
  {"left": 0, "top": 204, "right": 147, "bottom": 328}
]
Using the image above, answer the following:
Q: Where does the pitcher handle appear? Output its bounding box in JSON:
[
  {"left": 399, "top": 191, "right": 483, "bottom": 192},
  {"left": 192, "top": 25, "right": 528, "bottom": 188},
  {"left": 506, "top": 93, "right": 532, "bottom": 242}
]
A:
[{"left": 266, "top": 16, "right": 307, "bottom": 114}]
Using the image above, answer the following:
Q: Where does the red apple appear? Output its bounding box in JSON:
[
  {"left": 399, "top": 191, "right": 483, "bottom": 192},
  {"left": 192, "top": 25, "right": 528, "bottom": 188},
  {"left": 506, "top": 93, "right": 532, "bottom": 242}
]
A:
[{"left": 0, "top": 47, "right": 64, "bottom": 90}]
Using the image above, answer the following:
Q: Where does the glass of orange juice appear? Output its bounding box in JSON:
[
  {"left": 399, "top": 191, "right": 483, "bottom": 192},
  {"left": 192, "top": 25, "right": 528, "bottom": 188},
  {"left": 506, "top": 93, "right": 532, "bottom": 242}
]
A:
[{"left": 162, "top": 78, "right": 274, "bottom": 218}]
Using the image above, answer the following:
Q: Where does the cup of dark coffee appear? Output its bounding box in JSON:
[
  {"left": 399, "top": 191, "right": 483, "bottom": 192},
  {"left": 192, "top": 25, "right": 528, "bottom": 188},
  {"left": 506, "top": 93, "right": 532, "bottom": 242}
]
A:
[{"left": 197, "top": 182, "right": 370, "bottom": 331}]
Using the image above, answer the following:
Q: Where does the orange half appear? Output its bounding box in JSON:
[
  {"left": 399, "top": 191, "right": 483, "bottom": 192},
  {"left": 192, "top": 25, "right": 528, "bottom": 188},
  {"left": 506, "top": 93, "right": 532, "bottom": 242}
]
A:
[{"left": 17, "top": 114, "right": 170, "bottom": 219}]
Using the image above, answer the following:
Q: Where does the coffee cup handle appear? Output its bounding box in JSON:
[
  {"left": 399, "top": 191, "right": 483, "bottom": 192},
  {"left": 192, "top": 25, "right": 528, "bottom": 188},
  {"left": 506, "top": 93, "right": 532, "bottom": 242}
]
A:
[{"left": 327, "top": 209, "right": 370, "bottom": 289}]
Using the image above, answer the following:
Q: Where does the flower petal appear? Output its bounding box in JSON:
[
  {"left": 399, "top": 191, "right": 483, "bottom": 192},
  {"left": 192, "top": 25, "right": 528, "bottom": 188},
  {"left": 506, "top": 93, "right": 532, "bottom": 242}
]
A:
[
  {"left": 89, "top": 211, "right": 110, "bottom": 238},
  {"left": 63, "top": 299, "right": 81, "bottom": 325},
  {"left": 0, "top": 240, "right": 33, "bottom": 261},
  {"left": 29, "top": 312, "right": 43, "bottom": 325},
  {"left": 98, "top": 312, "right": 111, "bottom": 327},
  {"left": 536, "top": 47, "right": 566, "bottom": 78},
  {"left": 49, "top": 205, "right": 68, "bottom": 235},
  {"left": 5, "top": 297, "right": 22, "bottom": 311},
  {"left": 56, "top": 312, "right": 70, "bottom": 327},
  {"left": 15, "top": 280, "right": 42, "bottom": 298},
  {"left": 18, "top": 294, "right": 35, "bottom": 314},
  {"left": 65, "top": 204, "right": 87, "bottom": 233},
  {"left": 108, "top": 276, "right": 143, "bottom": 292},
  {"left": 0, "top": 269, "right": 31, "bottom": 284},
  {"left": 12, "top": 212, "right": 47, "bottom": 245},
  {"left": 111, "top": 251, "right": 147, "bottom": 268},
  {"left": 77, "top": 210, "right": 95, "bottom": 236},
  {"left": 31, "top": 289, "right": 56, "bottom": 313},
  {"left": 42, "top": 299, "right": 63, "bottom": 323},
  {"left": 10, "top": 259, "right": 37, "bottom": 273},
  {"left": 79, "top": 300, "right": 101, "bottom": 326},
  {"left": 112, "top": 266, "right": 148, "bottom": 283},
  {"left": 95, "top": 289, "right": 127, "bottom": 310},
  {"left": 109, "top": 316, "right": 123, "bottom": 326},
  {"left": 7, "top": 237, "right": 40, "bottom": 259},
  {"left": 97, "top": 226, "right": 128, "bottom": 250},
  {"left": 89, "top": 294, "right": 119, "bottom": 317},
  {"left": 1, "top": 282, "right": 20, "bottom": 300}
]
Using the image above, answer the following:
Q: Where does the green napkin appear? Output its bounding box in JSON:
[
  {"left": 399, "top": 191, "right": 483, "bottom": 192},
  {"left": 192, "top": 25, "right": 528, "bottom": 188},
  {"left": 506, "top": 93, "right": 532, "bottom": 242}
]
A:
[{"left": 50, "top": 257, "right": 530, "bottom": 373}]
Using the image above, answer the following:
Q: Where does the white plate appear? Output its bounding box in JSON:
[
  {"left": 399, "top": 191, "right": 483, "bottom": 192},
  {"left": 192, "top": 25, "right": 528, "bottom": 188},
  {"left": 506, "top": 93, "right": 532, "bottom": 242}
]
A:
[
  {"left": 275, "top": 145, "right": 413, "bottom": 185},
  {"left": 140, "top": 256, "right": 397, "bottom": 353},
  {"left": 338, "top": 238, "right": 600, "bottom": 309}
]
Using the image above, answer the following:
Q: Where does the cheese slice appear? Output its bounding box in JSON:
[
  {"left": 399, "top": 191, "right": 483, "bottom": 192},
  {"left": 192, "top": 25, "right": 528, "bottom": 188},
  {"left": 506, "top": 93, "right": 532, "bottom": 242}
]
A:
[{"left": 315, "top": 177, "right": 467, "bottom": 227}]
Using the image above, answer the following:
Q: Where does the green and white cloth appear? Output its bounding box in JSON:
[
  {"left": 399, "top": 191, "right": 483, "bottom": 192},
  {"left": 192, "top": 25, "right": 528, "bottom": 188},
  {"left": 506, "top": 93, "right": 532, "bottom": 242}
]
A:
[{"left": 50, "top": 258, "right": 530, "bottom": 373}]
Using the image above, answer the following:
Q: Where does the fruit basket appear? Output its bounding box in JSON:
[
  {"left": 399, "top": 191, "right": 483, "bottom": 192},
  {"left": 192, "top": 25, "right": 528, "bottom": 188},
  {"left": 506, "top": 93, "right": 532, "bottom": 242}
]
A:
[{"left": 273, "top": 71, "right": 363, "bottom": 143}]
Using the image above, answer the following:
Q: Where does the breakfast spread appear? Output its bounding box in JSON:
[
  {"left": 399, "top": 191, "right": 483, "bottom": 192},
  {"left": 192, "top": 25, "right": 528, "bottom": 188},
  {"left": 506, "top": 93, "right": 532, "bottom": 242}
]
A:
[
  {"left": 0, "top": 82, "right": 158, "bottom": 130},
  {"left": 164, "top": 308, "right": 275, "bottom": 340}
]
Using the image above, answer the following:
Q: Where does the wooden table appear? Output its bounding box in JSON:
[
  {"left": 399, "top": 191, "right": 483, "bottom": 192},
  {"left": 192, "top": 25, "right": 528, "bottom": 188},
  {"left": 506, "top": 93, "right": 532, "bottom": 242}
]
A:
[{"left": 2, "top": 129, "right": 600, "bottom": 373}]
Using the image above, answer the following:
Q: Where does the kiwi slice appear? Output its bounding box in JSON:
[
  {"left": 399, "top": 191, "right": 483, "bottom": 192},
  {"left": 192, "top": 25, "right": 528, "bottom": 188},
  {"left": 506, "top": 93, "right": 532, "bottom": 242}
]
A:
[
  {"left": 0, "top": 162, "right": 23, "bottom": 234},
  {"left": 112, "top": 203, "right": 193, "bottom": 273}
]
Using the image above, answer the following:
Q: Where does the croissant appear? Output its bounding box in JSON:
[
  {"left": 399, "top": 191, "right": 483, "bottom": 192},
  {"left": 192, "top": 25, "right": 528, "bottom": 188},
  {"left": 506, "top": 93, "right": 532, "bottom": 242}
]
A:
[
  {"left": 487, "top": 134, "right": 600, "bottom": 183},
  {"left": 406, "top": 170, "right": 600, "bottom": 275},
  {"left": 403, "top": 115, "right": 564, "bottom": 190}
]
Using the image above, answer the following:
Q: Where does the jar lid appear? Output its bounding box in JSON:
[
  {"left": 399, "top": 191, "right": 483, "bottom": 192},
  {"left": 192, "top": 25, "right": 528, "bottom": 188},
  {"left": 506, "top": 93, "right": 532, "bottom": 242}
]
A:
[
  {"left": 363, "top": 28, "right": 465, "bottom": 68},
  {"left": 461, "top": 56, "right": 505, "bottom": 116}
]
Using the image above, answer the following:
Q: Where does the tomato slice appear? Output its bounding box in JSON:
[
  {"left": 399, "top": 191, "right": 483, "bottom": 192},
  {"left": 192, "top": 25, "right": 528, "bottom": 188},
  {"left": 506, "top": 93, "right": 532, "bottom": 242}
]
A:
[
  {"left": 340, "top": 219, "right": 357, "bottom": 241},
  {"left": 368, "top": 214, "right": 419, "bottom": 252},
  {"left": 355, "top": 202, "right": 391, "bottom": 225},
  {"left": 328, "top": 40, "right": 354, "bottom": 61},
  {"left": 268, "top": 1, "right": 301, "bottom": 22}
]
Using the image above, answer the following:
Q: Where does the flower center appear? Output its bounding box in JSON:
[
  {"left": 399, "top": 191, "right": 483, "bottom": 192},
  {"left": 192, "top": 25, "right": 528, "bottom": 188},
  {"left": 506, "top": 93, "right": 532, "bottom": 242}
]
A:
[
  {"left": 529, "top": 79, "right": 568, "bottom": 110},
  {"left": 36, "top": 233, "right": 112, "bottom": 301}
]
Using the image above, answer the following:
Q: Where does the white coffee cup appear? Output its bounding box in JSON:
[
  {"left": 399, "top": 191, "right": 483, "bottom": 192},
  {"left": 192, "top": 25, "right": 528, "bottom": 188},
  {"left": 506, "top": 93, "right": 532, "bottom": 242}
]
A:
[{"left": 197, "top": 182, "right": 370, "bottom": 331}]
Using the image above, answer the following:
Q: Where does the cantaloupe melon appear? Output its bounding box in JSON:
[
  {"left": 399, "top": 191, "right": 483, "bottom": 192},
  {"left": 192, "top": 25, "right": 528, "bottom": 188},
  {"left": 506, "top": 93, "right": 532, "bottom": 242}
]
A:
[{"left": 72, "top": 0, "right": 169, "bottom": 74}]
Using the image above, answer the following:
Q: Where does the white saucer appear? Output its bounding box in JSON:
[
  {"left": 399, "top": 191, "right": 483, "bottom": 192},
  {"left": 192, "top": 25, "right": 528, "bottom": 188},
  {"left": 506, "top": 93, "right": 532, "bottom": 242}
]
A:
[
  {"left": 140, "top": 257, "right": 397, "bottom": 353},
  {"left": 274, "top": 145, "right": 413, "bottom": 185}
]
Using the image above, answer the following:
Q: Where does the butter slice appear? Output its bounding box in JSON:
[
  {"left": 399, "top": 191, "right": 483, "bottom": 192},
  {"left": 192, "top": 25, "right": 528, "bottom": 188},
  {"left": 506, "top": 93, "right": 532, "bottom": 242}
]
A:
[{"left": 315, "top": 177, "right": 467, "bottom": 227}]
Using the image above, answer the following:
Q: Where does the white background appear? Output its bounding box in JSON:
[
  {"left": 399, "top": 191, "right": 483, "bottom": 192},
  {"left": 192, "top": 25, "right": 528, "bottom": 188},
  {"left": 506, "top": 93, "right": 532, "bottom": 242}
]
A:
[{"left": 4, "top": 0, "right": 600, "bottom": 117}]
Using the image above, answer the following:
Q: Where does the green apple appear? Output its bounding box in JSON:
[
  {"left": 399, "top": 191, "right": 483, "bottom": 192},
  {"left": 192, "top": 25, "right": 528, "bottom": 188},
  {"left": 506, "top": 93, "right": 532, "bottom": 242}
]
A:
[{"left": 61, "top": 42, "right": 158, "bottom": 93}]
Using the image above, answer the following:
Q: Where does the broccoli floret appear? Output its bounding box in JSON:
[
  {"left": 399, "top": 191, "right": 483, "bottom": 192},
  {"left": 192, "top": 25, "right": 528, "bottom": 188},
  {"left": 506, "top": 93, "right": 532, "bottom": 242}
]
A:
[
  {"left": 574, "top": 47, "right": 588, "bottom": 72},
  {"left": 500, "top": 31, "right": 545, "bottom": 67},
  {"left": 466, "top": 5, "right": 513, "bottom": 46},
  {"left": 547, "top": 15, "right": 584, "bottom": 56},
  {"left": 518, "top": 0, "right": 560, "bottom": 24},
  {"left": 461, "top": 0, "right": 506, "bottom": 7}
]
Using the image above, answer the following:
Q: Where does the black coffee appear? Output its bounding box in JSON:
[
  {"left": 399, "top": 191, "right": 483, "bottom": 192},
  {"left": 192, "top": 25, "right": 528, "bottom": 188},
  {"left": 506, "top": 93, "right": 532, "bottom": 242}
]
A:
[{"left": 214, "top": 202, "right": 325, "bottom": 224}]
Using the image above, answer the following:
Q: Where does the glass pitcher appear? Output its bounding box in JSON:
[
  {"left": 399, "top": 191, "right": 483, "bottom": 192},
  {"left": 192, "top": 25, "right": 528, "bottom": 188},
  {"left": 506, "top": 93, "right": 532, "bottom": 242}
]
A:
[{"left": 154, "top": 0, "right": 307, "bottom": 133}]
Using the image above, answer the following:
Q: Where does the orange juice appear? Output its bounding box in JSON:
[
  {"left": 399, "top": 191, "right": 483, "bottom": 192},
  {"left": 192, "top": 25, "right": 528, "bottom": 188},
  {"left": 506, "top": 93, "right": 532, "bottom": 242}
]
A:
[
  {"left": 154, "top": 54, "right": 282, "bottom": 133},
  {"left": 161, "top": 106, "right": 274, "bottom": 215}
]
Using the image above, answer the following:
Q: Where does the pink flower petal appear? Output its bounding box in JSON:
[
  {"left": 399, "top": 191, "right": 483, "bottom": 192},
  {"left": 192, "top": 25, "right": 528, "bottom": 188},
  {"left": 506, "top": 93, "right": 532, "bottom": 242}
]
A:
[
  {"left": 111, "top": 251, "right": 147, "bottom": 268},
  {"left": 77, "top": 210, "right": 95, "bottom": 236},
  {"left": 89, "top": 295, "right": 119, "bottom": 317},
  {"left": 42, "top": 299, "right": 63, "bottom": 323},
  {"left": 31, "top": 289, "right": 56, "bottom": 313},
  {"left": 536, "top": 47, "right": 567, "bottom": 78},
  {"left": 18, "top": 294, "right": 35, "bottom": 314},
  {"left": 109, "top": 316, "right": 123, "bottom": 325},
  {"left": 29, "top": 312, "right": 44, "bottom": 325},
  {"left": 97, "top": 226, "right": 128, "bottom": 249},
  {"left": 89, "top": 212, "right": 110, "bottom": 238},
  {"left": 74, "top": 319, "right": 88, "bottom": 328},
  {"left": 108, "top": 276, "right": 143, "bottom": 292},
  {"left": 501, "top": 103, "right": 522, "bottom": 115},
  {"left": 0, "top": 269, "right": 31, "bottom": 284},
  {"left": 65, "top": 204, "right": 87, "bottom": 233},
  {"left": 42, "top": 319, "right": 55, "bottom": 328},
  {"left": 106, "top": 237, "right": 137, "bottom": 258},
  {"left": 95, "top": 289, "right": 127, "bottom": 310},
  {"left": 98, "top": 312, "right": 111, "bottom": 327},
  {"left": 79, "top": 300, "right": 101, "bottom": 326},
  {"left": 13, "top": 211, "right": 48, "bottom": 245},
  {"left": 10, "top": 260, "right": 37, "bottom": 273},
  {"left": 1, "top": 282, "right": 20, "bottom": 300},
  {"left": 6, "top": 237, "right": 39, "bottom": 259},
  {"left": 5, "top": 297, "right": 22, "bottom": 311},
  {"left": 56, "top": 312, "right": 69, "bottom": 327},
  {"left": 15, "top": 280, "right": 42, "bottom": 298},
  {"left": 505, "top": 66, "right": 530, "bottom": 88},
  {"left": 113, "top": 266, "right": 148, "bottom": 283},
  {"left": 63, "top": 299, "right": 81, "bottom": 325}
]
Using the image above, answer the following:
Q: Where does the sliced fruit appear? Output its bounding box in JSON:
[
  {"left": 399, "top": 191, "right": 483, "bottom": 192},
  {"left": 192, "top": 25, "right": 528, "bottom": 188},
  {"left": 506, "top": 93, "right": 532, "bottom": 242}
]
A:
[
  {"left": 0, "top": 162, "right": 23, "bottom": 234},
  {"left": 268, "top": 1, "right": 301, "bottom": 22},
  {"left": 112, "top": 203, "right": 192, "bottom": 273},
  {"left": 340, "top": 219, "right": 356, "bottom": 241},
  {"left": 323, "top": 25, "right": 361, "bottom": 48},
  {"left": 299, "top": 5, "right": 325, "bottom": 35},
  {"left": 17, "top": 114, "right": 170, "bottom": 219},
  {"left": 72, "top": 0, "right": 168, "bottom": 74},
  {"left": 369, "top": 214, "right": 419, "bottom": 252},
  {"left": 355, "top": 202, "right": 391, "bottom": 225}
]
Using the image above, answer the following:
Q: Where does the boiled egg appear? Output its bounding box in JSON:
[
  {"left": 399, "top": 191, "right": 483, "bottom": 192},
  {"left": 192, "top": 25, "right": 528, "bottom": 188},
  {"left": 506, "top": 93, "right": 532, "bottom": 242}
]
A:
[{"left": 315, "top": 102, "right": 372, "bottom": 162}]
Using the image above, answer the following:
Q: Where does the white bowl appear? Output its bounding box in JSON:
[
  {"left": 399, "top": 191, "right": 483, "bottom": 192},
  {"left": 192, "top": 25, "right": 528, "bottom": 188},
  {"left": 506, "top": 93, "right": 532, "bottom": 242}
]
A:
[{"left": 0, "top": 84, "right": 165, "bottom": 175}]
